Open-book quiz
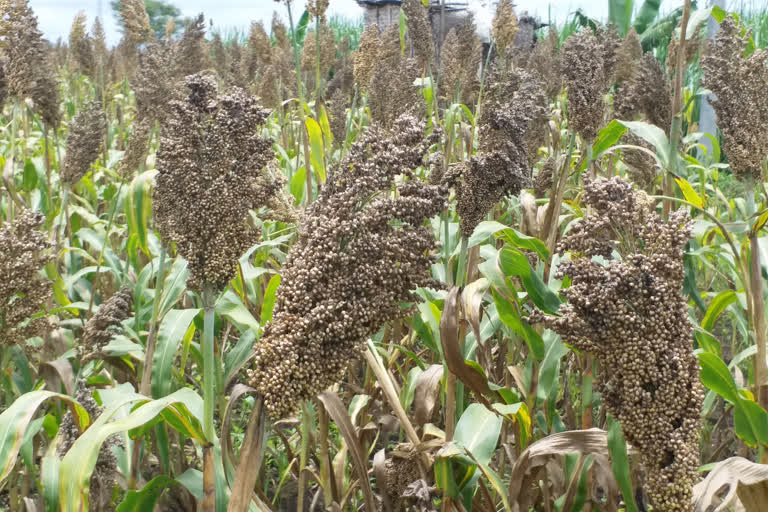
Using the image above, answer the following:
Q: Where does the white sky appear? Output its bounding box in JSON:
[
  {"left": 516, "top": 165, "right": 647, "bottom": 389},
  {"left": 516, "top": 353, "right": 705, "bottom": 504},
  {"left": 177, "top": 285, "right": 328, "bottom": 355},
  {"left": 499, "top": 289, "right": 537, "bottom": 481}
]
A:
[{"left": 31, "top": 0, "right": 675, "bottom": 46}]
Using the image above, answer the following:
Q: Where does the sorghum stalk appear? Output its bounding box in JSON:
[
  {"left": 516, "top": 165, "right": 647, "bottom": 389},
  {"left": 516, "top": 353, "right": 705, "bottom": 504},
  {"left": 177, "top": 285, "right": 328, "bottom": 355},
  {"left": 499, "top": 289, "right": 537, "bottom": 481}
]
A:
[
  {"left": 201, "top": 283, "right": 217, "bottom": 510},
  {"left": 87, "top": 180, "right": 126, "bottom": 316},
  {"left": 746, "top": 176, "right": 768, "bottom": 414},
  {"left": 665, "top": 0, "right": 692, "bottom": 219},
  {"left": 130, "top": 245, "right": 167, "bottom": 489},
  {"left": 284, "top": 1, "right": 314, "bottom": 204}
]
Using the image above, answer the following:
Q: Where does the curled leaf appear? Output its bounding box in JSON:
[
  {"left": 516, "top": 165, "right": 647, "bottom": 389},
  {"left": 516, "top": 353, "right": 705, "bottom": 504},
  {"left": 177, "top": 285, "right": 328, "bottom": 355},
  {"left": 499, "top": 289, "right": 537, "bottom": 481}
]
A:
[{"left": 693, "top": 457, "right": 768, "bottom": 512}]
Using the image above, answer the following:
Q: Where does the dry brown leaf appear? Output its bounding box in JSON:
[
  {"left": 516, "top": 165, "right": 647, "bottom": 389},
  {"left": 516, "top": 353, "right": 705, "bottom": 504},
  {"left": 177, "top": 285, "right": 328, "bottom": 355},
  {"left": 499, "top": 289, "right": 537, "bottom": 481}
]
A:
[
  {"left": 414, "top": 364, "right": 444, "bottom": 428},
  {"left": 462, "top": 278, "right": 491, "bottom": 373},
  {"left": 374, "top": 448, "right": 394, "bottom": 512},
  {"left": 693, "top": 457, "right": 768, "bottom": 512},
  {"left": 509, "top": 428, "right": 636, "bottom": 512},
  {"left": 318, "top": 390, "right": 377, "bottom": 512},
  {"left": 440, "top": 286, "right": 493, "bottom": 403}
]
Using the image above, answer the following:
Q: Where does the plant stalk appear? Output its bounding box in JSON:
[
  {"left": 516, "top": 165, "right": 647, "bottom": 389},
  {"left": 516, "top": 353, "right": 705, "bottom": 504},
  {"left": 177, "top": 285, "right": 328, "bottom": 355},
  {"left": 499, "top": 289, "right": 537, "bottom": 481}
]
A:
[{"left": 202, "top": 283, "right": 218, "bottom": 512}]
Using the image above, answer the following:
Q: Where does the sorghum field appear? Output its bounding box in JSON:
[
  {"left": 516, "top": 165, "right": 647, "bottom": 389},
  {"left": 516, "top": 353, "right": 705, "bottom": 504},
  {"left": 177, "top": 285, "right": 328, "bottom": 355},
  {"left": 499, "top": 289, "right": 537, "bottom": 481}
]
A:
[{"left": 2, "top": 0, "right": 768, "bottom": 510}]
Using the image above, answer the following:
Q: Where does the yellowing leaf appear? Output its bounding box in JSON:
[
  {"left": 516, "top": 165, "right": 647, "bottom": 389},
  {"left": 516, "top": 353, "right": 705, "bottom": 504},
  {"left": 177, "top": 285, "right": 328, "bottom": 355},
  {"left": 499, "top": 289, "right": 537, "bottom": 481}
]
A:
[
  {"left": 675, "top": 177, "right": 704, "bottom": 208},
  {"left": 305, "top": 117, "right": 326, "bottom": 184}
]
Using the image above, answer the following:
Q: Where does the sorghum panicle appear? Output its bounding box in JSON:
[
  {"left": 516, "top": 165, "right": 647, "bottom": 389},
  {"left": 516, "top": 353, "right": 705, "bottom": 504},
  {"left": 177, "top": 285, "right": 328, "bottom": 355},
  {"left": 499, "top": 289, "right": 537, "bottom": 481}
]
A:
[
  {"left": 444, "top": 66, "right": 546, "bottom": 237},
  {"left": 174, "top": 14, "right": 209, "bottom": 78},
  {"left": 561, "top": 29, "right": 606, "bottom": 143},
  {"left": 525, "top": 27, "right": 562, "bottom": 101},
  {"left": 615, "top": 53, "right": 672, "bottom": 131},
  {"left": 492, "top": 0, "right": 518, "bottom": 58},
  {"left": 79, "top": 285, "right": 133, "bottom": 363},
  {"left": 248, "top": 115, "right": 447, "bottom": 419},
  {"left": 0, "top": 0, "right": 60, "bottom": 127},
  {"left": 118, "top": 116, "right": 152, "bottom": 179},
  {"left": 440, "top": 16, "right": 483, "bottom": 105},
  {"left": 154, "top": 73, "right": 279, "bottom": 292},
  {"left": 353, "top": 24, "right": 381, "bottom": 90},
  {"left": 246, "top": 21, "right": 272, "bottom": 81},
  {"left": 0, "top": 210, "right": 53, "bottom": 350},
  {"left": 531, "top": 177, "right": 702, "bottom": 512},
  {"left": 402, "top": 0, "right": 434, "bottom": 64},
  {"left": 118, "top": 0, "right": 153, "bottom": 46},
  {"left": 615, "top": 27, "right": 643, "bottom": 84},
  {"left": 57, "top": 384, "right": 122, "bottom": 511},
  {"left": 60, "top": 101, "right": 107, "bottom": 185},
  {"left": 702, "top": 15, "right": 768, "bottom": 181},
  {"left": 0, "top": 58, "right": 7, "bottom": 109},
  {"left": 368, "top": 26, "right": 422, "bottom": 129}
]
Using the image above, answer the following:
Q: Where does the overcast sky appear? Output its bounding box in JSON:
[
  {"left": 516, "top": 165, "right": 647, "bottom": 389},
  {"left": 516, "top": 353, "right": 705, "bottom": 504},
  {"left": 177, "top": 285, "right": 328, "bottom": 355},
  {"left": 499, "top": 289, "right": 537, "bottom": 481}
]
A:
[{"left": 31, "top": 0, "right": 676, "bottom": 46}]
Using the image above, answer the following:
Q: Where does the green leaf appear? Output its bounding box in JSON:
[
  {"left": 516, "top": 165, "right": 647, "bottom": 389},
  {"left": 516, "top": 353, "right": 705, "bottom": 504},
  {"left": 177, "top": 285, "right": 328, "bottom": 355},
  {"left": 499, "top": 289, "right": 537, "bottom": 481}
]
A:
[
  {"left": 537, "top": 333, "right": 569, "bottom": 405},
  {"left": 608, "top": 0, "right": 633, "bottom": 36},
  {"left": 59, "top": 388, "right": 205, "bottom": 511},
  {"left": 702, "top": 291, "right": 736, "bottom": 333},
  {"left": 469, "top": 221, "right": 550, "bottom": 261},
  {"left": 0, "top": 391, "right": 89, "bottom": 484},
  {"left": 306, "top": 117, "right": 326, "bottom": 184},
  {"left": 42, "top": 455, "right": 60, "bottom": 512},
  {"left": 124, "top": 170, "right": 156, "bottom": 258},
  {"left": 581, "top": 120, "right": 628, "bottom": 171},
  {"left": 751, "top": 209, "right": 768, "bottom": 235},
  {"left": 215, "top": 290, "right": 259, "bottom": 332},
  {"left": 607, "top": 419, "right": 639, "bottom": 512},
  {"left": 618, "top": 120, "right": 671, "bottom": 167},
  {"left": 261, "top": 274, "right": 281, "bottom": 324},
  {"left": 454, "top": 403, "right": 502, "bottom": 466},
  {"left": 399, "top": 8, "right": 407, "bottom": 56},
  {"left": 290, "top": 166, "right": 306, "bottom": 204},
  {"left": 698, "top": 352, "right": 740, "bottom": 404},
  {"left": 22, "top": 159, "right": 38, "bottom": 191},
  {"left": 675, "top": 177, "right": 704, "bottom": 208},
  {"left": 294, "top": 10, "right": 310, "bottom": 43},
  {"left": 116, "top": 475, "right": 179, "bottom": 511},
  {"left": 493, "top": 289, "right": 545, "bottom": 360},
  {"left": 157, "top": 258, "right": 190, "bottom": 318},
  {"left": 152, "top": 309, "right": 200, "bottom": 399},
  {"left": 498, "top": 247, "right": 561, "bottom": 315},
  {"left": 633, "top": 0, "right": 662, "bottom": 34}
]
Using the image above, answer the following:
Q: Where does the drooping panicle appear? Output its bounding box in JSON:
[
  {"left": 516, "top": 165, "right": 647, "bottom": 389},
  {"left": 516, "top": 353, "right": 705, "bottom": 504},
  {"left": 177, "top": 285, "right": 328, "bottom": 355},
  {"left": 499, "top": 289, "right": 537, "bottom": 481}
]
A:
[
  {"left": 368, "top": 25, "right": 422, "bottom": 129},
  {"left": 440, "top": 16, "right": 483, "bottom": 105},
  {"left": 402, "top": 0, "right": 434, "bottom": 64},
  {"left": 614, "top": 53, "right": 672, "bottom": 131},
  {"left": 702, "top": 15, "right": 768, "bottom": 181},
  {"left": 525, "top": 27, "right": 562, "bottom": 101},
  {"left": 530, "top": 177, "right": 702, "bottom": 512},
  {"left": 0, "top": 0, "right": 61, "bottom": 127},
  {"left": 353, "top": 24, "right": 381, "bottom": 90},
  {"left": 175, "top": 14, "right": 209, "bottom": 77},
  {"left": 492, "top": 0, "right": 518, "bottom": 59},
  {"left": 154, "top": 73, "right": 281, "bottom": 292},
  {"left": 60, "top": 101, "right": 107, "bottom": 185},
  {"left": 443, "top": 65, "right": 547, "bottom": 237},
  {"left": 79, "top": 285, "right": 133, "bottom": 363},
  {"left": 248, "top": 115, "right": 447, "bottom": 419},
  {"left": 561, "top": 29, "right": 606, "bottom": 143},
  {"left": 0, "top": 210, "right": 53, "bottom": 350}
]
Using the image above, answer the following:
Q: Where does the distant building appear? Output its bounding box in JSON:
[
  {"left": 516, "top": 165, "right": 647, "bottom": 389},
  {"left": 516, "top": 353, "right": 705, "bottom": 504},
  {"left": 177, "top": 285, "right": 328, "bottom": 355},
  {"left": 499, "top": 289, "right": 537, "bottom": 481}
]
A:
[{"left": 355, "top": 0, "right": 539, "bottom": 49}]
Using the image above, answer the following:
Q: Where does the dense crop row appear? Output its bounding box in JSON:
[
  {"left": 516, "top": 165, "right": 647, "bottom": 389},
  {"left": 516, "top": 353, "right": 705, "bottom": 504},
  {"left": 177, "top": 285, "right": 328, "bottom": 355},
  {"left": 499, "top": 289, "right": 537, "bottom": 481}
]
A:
[{"left": 1, "top": 0, "right": 768, "bottom": 510}]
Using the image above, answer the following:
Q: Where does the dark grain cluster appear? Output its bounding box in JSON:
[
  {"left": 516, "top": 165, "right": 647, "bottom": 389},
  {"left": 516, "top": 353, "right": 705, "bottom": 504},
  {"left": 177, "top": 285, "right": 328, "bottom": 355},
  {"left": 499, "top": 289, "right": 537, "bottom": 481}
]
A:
[
  {"left": 248, "top": 115, "right": 446, "bottom": 419},
  {"left": 531, "top": 177, "right": 702, "bottom": 512},
  {"left": 154, "top": 73, "right": 279, "bottom": 292}
]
